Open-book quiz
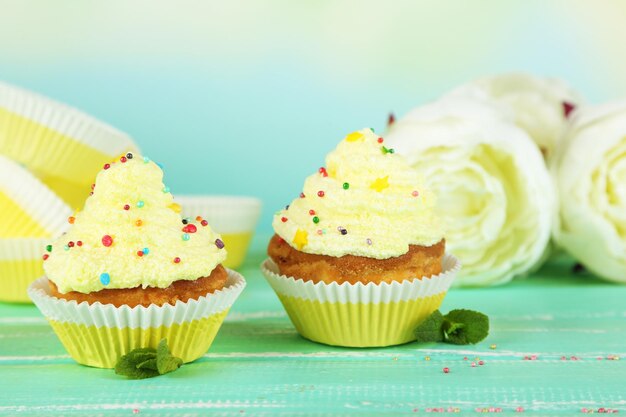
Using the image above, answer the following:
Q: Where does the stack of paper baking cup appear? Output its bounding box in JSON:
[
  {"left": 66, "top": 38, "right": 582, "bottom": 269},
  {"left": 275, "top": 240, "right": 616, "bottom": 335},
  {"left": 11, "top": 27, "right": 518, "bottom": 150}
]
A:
[{"left": 0, "top": 82, "right": 139, "bottom": 302}]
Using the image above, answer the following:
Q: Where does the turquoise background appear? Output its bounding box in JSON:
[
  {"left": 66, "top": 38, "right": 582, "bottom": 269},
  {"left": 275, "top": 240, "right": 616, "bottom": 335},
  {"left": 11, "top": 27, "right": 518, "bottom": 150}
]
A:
[{"left": 1, "top": 0, "right": 625, "bottom": 232}]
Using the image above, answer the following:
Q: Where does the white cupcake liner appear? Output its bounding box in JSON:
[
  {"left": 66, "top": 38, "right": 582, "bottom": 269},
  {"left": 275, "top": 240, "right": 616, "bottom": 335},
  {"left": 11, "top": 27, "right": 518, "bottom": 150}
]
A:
[
  {"left": 0, "top": 154, "right": 71, "bottom": 237},
  {"left": 174, "top": 195, "right": 262, "bottom": 234},
  {"left": 28, "top": 269, "right": 246, "bottom": 328},
  {"left": 0, "top": 237, "right": 50, "bottom": 260},
  {"left": 0, "top": 81, "right": 139, "bottom": 185},
  {"left": 261, "top": 253, "right": 460, "bottom": 303}
]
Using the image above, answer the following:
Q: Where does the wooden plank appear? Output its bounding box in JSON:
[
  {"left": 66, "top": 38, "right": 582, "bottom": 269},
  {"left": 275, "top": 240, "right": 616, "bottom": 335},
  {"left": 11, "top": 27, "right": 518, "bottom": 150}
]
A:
[{"left": 0, "top": 235, "right": 624, "bottom": 415}]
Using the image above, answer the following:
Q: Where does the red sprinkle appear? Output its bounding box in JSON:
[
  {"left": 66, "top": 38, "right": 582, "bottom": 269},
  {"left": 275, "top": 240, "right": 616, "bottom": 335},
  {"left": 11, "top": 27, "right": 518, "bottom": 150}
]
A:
[
  {"left": 68, "top": 241, "right": 75, "bottom": 248},
  {"left": 182, "top": 224, "right": 197, "bottom": 233},
  {"left": 309, "top": 210, "right": 316, "bottom": 215},
  {"left": 173, "top": 257, "right": 181, "bottom": 264},
  {"left": 281, "top": 217, "right": 288, "bottom": 223},
  {"left": 137, "top": 251, "right": 144, "bottom": 257},
  {"left": 201, "top": 220, "right": 208, "bottom": 227},
  {"left": 443, "top": 367, "right": 450, "bottom": 374},
  {"left": 76, "top": 241, "right": 83, "bottom": 247},
  {"left": 317, "top": 191, "right": 325, "bottom": 197},
  {"left": 42, "top": 254, "right": 49, "bottom": 261},
  {"left": 300, "top": 193, "right": 306, "bottom": 198},
  {"left": 377, "top": 137, "right": 384, "bottom": 143},
  {"left": 318, "top": 167, "right": 328, "bottom": 177},
  {"left": 120, "top": 156, "right": 127, "bottom": 163},
  {"left": 388, "top": 113, "right": 395, "bottom": 126},
  {"left": 103, "top": 163, "right": 111, "bottom": 170},
  {"left": 123, "top": 204, "right": 130, "bottom": 211},
  {"left": 91, "top": 183, "right": 96, "bottom": 190},
  {"left": 102, "top": 235, "right": 113, "bottom": 247}
]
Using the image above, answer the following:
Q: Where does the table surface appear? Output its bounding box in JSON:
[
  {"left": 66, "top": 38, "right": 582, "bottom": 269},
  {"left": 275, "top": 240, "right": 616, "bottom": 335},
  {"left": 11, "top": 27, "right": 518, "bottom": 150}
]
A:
[{"left": 1, "top": 235, "right": 625, "bottom": 416}]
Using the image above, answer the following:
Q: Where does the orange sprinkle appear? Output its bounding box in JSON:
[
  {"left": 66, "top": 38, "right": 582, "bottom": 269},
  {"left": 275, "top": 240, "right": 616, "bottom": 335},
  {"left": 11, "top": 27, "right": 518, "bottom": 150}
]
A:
[
  {"left": 135, "top": 219, "right": 143, "bottom": 227},
  {"left": 68, "top": 216, "right": 75, "bottom": 224}
]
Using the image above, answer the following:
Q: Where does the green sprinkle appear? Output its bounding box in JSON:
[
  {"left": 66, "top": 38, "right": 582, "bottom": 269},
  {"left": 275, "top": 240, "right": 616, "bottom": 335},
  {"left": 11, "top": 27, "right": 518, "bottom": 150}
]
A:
[
  {"left": 162, "top": 186, "right": 170, "bottom": 193},
  {"left": 312, "top": 216, "right": 320, "bottom": 224},
  {"left": 182, "top": 233, "right": 190, "bottom": 241},
  {"left": 46, "top": 245, "right": 52, "bottom": 252},
  {"left": 63, "top": 245, "right": 69, "bottom": 251},
  {"left": 343, "top": 182, "right": 350, "bottom": 190},
  {"left": 137, "top": 201, "right": 145, "bottom": 208},
  {"left": 369, "top": 127, "right": 375, "bottom": 132}
]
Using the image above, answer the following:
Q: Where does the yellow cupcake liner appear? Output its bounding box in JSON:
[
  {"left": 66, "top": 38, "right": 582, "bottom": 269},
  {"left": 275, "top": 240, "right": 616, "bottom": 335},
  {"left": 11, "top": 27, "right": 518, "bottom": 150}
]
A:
[
  {"left": 0, "top": 237, "right": 49, "bottom": 303},
  {"left": 0, "top": 81, "right": 139, "bottom": 187},
  {"left": 28, "top": 269, "right": 246, "bottom": 368},
  {"left": 175, "top": 195, "right": 262, "bottom": 269},
  {"left": 38, "top": 175, "right": 90, "bottom": 211},
  {"left": 0, "top": 154, "right": 72, "bottom": 237},
  {"left": 261, "top": 254, "right": 460, "bottom": 347}
]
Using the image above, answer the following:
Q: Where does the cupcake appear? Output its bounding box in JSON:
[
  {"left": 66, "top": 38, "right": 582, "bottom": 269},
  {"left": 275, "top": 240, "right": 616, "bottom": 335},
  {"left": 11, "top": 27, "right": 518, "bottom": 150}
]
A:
[
  {"left": 0, "top": 154, "right": 72, "bottom": 302},
  {"left": 262, "top": 128, "right": 459, "bottom": 347},
  {"left": 28, "top": 153, "right": 245, "bottom": 368},
  {"left": 0, "top": 81, "right": 139, "bottom": 206}
]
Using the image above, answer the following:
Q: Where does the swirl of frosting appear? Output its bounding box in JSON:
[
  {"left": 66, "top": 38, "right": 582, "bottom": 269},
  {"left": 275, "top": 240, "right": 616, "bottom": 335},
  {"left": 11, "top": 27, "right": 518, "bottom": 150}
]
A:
[
  {"left": 44, "top": 154, "right": 227, "bottom": 294},
  {"left": 272, "top": 128, "right": 444, "bottom": 259}
]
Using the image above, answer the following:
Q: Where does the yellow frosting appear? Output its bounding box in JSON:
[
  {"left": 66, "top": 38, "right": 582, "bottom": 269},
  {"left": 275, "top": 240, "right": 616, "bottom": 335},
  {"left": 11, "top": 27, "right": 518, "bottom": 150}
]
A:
[
  {"left": 44, "top": 154, "right": 227, "bottom": 294},
  {"left": 272, "top": 128, "right": 444, "bottom": 259}
]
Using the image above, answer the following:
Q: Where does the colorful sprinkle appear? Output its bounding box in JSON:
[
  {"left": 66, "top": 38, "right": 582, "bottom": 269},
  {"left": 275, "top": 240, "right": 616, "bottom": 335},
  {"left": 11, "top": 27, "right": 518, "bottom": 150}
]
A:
[
  {"left": 102, "top": 235, "right": 113, "bottom": 247},
  {"left": 317, "top": 191, "right": 325, "bottom": 197},
  {"left": 137, "top": 250, "right": 144, "bottom": 257},
  {"left": 370, "top": 176, "right": 390, "bottom": 192},
  {"left": 182, "top": 233, "right": 190, "bottom": 241},
  {"left": 182, "top": 224, "right": 197, "bottom": 233},
  {"left": 143, "top": 247, "right": 149, "bottom": 255},
  {"left": 563, "top": 101, "right": 576, "bottom": 118},
  {"left": 366, "top": 238, "right": 372, "bottom": 245},
  {"left": 337, "top": 226, "right": 348, "bottom": 235},
  {"left": 345, "top": 131, "right": 364, "bottom": 142},
  {"left": 215, "top": 239, "right": 225, "bottom": 249},
  {"left": 317, "top": 229, "right": 323, "bottom": 235},
  {"left": 388, "top": 113, "right": 395, "bottom": 126},
  {"left": 309, "top": 209, "right": 316, "bottom": 215},
  {"left": 135, "top": 219, "right": 143, "bottom": 227},
  {"left": 126, "top": 152, "right": 134, "bottom": 159},
  {"left": 318, "top": 167, "right": 328, "bottom": 177},
  {"left": 173, "top": 257, "right": 181, "bottom": 264},
  {"left": 42, "top": 254, "right": 49, "bottom": 261},
  {"left": 343, "top": 182, "right": 350, "bottom": 190},
  {"left": 68, "top": 241, "right": 75, "bottom": 248},
  {"left": 300, "top": 192, "right": 306, "bottom": 198},
  {"left": 293, "top": 229, "right": 308, "bottom": 249},
  {"left": 281, "top": 217, "right": 288, "bottom": 223},
  {"left": 182, "top": 218, "right": 189, "bottom": 224},
  {"left": 103, "top": 163, "right": 111, "bottom": 170},
  {"left": 201, "top": 220, "right": 208, "bottom": 227},
  {"left": 123, "top": 204, "right": 130, "bottom": 211},
  {"left": 46, "top": 245, "right": 52, "bottom": 252},
  {"left": 412, "top": 191, "right": 419, "bottom": 197},
  {"left": 143, "top": 156, "right": 150, "bottom": 163},
  {"left": 443, "top": 367, "right": 450, "bottom": 374},
  {"left": 120, "top": 156, "right": 127, "bottom": 163},
  {"left": 196, "top": 216, "right": 203, "bottom": 222},
  {"left": 136, "top": 201, "right": 145, "bottom": 208},
  {"left": 163, "top": 186, "right": 170, "bottom": 193},
  {"left": 100, "top": 273, "right": 110, "bottom": 285},
  {"left": 424, "top": 356, "right": 430, "bottom": 361},
  {"left": 68, "top": 216, "right": 75, "bottom": 224},
  {"left": 312, "top": 216, "right": 320, "bottom": 224},
  {"left": 377, "top": 137, "right": 384, "bottom": 144},
  {"left": 490, "top": 344, "right": 497, "bottom": 350},
  {"left": 63, "top": 245, "right": 69, "bottom": 251}
]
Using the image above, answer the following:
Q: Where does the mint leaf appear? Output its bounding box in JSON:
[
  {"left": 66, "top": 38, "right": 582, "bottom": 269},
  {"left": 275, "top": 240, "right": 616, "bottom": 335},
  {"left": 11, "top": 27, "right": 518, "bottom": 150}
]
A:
[
  {"left": 115, "top": 339, "right": 183, "bottom": 379},
  {"left": 442, "top": 309, "right": 489, "bottom": 345},
  {"left": 414, "top": 310, "right": 444, "bottom": 343},
  {"left": 156, "top": 339, "right": 183, "bottom": 375}
]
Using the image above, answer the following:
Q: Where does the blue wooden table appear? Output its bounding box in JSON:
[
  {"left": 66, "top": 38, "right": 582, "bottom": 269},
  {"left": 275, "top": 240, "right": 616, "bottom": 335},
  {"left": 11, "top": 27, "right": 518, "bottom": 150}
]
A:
[{"left": 1, "top": 235, "right": 624, "bottom": 416}]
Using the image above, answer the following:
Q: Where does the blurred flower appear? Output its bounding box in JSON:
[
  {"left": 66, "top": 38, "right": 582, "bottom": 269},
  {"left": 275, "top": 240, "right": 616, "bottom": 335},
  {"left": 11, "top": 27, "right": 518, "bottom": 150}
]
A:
[
  {"left": 448, "top": 73, "right": 582, "bottom": 160},
  {"left": 552, "top": 101, "right": 626, "bottom": 283},
  {"left": 386, "top": 97, "right": 555, "bottom": 286}
]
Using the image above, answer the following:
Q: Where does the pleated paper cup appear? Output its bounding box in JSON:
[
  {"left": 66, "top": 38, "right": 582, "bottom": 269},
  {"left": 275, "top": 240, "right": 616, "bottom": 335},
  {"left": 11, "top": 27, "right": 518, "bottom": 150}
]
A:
[
  {"left": 0, "top": 154, "right": 72, "bottom": 238},
  {"left": 175, "top": 195, "right": 262, "bottom": 269},
  {"left": 261, "top": 254, "right": 460, "bottom": 348},
  {"left": 28, "top": 269, "right": 246, "bottom": 368},
  {"left": 0, "top": 237, "right": 49, "bottom": 302},
  {"left": 0, "top": 81, "right": 139, "bottom": 188}
]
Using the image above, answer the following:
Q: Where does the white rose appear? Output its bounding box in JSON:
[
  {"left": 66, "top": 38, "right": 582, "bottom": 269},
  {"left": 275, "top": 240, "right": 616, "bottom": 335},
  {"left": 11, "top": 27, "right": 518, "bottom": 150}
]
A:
[
  {"left": 386, "top": 97, "right": 555, "bottom": 286},
  {"left": 448, "top": 73, "right": 583, "bottom": 160},
  {"left": 552, "top": 101, "right": 626, "bottom": 283}
]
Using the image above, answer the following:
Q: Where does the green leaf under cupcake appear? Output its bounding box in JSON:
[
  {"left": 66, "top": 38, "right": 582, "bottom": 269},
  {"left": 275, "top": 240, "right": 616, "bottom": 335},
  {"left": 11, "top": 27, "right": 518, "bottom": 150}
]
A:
[
  {"left": 415, "top": 309, "right": 489, "bottom": 345},
  {"left": 115, "top": 339, "right": 183, "bottom": 379}
]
